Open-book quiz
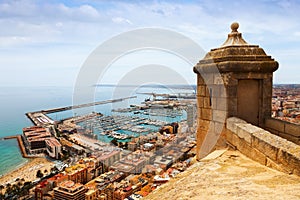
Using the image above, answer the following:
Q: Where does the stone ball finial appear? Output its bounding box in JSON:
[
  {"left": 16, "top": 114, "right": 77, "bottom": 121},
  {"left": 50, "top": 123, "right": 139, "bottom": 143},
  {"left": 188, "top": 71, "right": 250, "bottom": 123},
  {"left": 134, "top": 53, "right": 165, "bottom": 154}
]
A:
[{"left": 231, "top": 22, "right": 239, "bottom": 32}]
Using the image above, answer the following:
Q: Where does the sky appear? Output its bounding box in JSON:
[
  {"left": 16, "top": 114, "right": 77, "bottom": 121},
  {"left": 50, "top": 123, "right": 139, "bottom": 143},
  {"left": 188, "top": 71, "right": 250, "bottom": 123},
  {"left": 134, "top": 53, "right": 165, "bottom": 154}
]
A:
[{"left": 0, "top": 0, "right": 300, "bottom": 87}]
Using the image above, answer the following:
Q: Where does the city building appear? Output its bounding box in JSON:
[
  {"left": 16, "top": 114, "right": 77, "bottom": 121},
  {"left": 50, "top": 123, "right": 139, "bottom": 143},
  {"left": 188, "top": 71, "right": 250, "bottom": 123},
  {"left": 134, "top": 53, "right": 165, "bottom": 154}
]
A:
[
  {"left": 95, "top": 149, "right": 121, "bottom": 172},
  {"left": 35, "top": 173, "right": 68, "bottom": 200},
  {"left": 45, "top": 137, "right": 62, "bottom": 159},
  {"left": 23, "top": 126, "right": 52, "bottom": 154},
  {"left": 64, "top": 164, "right": 88, "bottom": 184},
  {"left": 53, "top": 180, "right": 86, "bottom": 200}
]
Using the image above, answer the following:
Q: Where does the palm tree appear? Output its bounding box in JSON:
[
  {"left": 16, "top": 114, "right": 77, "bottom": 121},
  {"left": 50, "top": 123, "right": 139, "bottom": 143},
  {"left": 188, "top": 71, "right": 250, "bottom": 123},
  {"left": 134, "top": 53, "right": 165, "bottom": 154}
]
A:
[
  {"left": 5, "top": 183, "right": 12, "bottom": 194},
  {"left": 0, "top": 184, "right": 4, "bottom": 197}
]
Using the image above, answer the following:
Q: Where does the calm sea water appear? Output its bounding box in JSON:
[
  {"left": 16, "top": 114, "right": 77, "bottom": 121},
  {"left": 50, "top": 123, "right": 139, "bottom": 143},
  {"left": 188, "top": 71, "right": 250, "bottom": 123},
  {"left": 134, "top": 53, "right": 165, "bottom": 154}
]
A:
[{"left": 0, "top": 86, "right": 191, "bottom": 176}]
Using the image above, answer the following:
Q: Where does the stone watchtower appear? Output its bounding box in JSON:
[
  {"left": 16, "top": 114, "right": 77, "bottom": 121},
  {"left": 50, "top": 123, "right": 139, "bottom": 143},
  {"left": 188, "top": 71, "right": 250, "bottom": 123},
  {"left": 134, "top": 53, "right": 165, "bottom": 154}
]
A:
[{"left": 193, "top": 22, "right": 278, "bottom": 160}]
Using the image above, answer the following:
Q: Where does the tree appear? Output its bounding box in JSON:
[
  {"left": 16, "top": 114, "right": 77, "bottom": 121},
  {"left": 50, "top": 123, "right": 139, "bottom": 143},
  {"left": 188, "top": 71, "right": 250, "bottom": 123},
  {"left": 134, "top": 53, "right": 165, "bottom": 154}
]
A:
[
  {"left": 110, "top": 138, "right": 118, "bottom": 146},
  {"left": 0, "top": 184, "right": 4, "bottom": 191},
  {"left": 36, "top": 170, "right": 43, "bottom": 178},
  {"left": 5, "top": 183, "right": 12, "bottom": 194}
]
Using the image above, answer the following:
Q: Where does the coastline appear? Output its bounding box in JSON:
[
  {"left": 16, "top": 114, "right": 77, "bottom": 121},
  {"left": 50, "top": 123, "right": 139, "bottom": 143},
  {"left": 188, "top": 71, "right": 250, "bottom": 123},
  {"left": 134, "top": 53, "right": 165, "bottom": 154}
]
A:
[{"left": 0, "top": 157, "right": 54, "bottom": 186}]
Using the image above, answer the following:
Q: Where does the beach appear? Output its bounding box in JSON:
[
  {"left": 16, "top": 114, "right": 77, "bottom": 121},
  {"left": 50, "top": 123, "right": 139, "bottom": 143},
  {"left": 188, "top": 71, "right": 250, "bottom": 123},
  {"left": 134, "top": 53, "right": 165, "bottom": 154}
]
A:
[{"left": 0, "top": 157, "right": 54, "bottom": 186}]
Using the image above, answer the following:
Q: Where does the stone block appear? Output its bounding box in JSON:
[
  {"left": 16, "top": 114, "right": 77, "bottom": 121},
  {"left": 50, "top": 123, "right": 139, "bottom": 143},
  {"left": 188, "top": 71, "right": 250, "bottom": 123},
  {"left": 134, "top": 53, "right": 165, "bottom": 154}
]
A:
[
  {"left": 226, "top": 117, "right": 247, "bottom": 133},
  {"left": 214, "top": 122, "right": 225, "bottom": 136},
  {"left": 238, "top": 124, "right": 265, "bottom": 143},
  {"left": 285, "top": 123, "right": 300, "bottom": 137},
  {"left": 197, "top": 75, "right": 205, "bottom": 85},
  {"left": 202, "top": 74, "right": 214, "bottom": 85},
  {"left": 236, "top": 124, "right": 253, "bottom": 144},
  {"left": 225, "top": 129, "right": 233, "bottom": 145},
  {"left": 201, "top": 108, "right": 212, "bottom": 120},
  {"left": 252, "top": 131, "right": 280, "bottom": 161},
  {"left": 198, "top": 85, "right": 206, "bottom": 97},
  {"left": 211, "top": 98, "right": 217, "bottom": 110},
  {"left": 277, "top": 132, "right": 299, "bottom": 145},
  {"left": 213, "top": 74, "right": 224, "bottom": 85},
  {"left": 266, "top": 157, "right": 290, "bottom": 174},
  {"left": 227, "top": 98, "right": 237, "bottom": 116},
  {"left": 219, "top": 86, "right": 227, "bottom": 98},
  {"left": 212, "top": 110, "right": 227, "bottom": 123},
  {"left": 226, "top": 85, "right": 237, "bottom": 97},
  {"left": 198, "top": 119, "right": 210, "bottom": 131},
  {"left": 203, "top": 97, "right": 211, "bottom": 108},
  {"left": 197, "top": 96, "right": 204, "bottom": 108},
  {"left": 231, "top": 131, "right": 240, "bottom": 148},
  {"left": 265, "top": 118, "right": 285, "bottom": 133},
  {"left": 211, "top": 85, "right": 221, "bottom": 98},
  {"left": 293, "top": 168, "right": 300, "bottom": 176},
  {"left": 237, "top": 138, "right": 266, "bottom": 165},
  {"left": 277, "top": 148, "right": 300, "bottom": 174},
  {"left": 216, "top": 97, "right": 227, "bottom": 111}
]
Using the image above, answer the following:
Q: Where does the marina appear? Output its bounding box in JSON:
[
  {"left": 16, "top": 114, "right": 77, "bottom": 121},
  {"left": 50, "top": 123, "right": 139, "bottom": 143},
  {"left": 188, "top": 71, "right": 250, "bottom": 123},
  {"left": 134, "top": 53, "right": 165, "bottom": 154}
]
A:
[{"left": 76, "top": 115, "right": 167, "bottom": 141}]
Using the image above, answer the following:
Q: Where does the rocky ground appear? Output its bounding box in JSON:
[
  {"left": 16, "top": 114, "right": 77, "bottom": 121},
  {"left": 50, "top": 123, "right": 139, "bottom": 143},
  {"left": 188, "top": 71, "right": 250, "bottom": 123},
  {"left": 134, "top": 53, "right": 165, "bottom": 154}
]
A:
[{"left": 144, "top": 150, "right": 300, "bottom": 200}]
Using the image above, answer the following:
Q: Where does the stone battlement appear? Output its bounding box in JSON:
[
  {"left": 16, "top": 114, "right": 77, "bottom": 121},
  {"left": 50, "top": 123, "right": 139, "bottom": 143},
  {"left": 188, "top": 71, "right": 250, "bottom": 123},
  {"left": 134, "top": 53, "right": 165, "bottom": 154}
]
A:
[
  {"left": 265, "top": 118, "right": 300, "bottom": 145},
  {"left": 225, "top": 117, "right": 300, "bottom": 176}
]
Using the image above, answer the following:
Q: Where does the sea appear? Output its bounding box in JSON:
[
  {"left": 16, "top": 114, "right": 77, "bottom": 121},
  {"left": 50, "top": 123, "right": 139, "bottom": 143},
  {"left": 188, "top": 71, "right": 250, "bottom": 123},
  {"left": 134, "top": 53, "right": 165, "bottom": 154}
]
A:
[{"left": 0, "top": 85, "right": 194, "bottom": 176}]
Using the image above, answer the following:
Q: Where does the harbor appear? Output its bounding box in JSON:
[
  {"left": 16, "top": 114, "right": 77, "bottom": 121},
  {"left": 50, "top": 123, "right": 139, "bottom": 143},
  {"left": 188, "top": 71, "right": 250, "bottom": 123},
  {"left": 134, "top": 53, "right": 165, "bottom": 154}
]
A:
[{"left": 13, "top": 91, "right": 196, "bottom": 163}]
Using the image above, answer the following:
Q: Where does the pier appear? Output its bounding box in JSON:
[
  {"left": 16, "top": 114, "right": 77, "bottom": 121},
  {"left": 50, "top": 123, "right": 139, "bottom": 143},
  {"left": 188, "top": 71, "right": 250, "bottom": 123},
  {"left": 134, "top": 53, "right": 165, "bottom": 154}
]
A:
[
  {"left": 41, "top": 96, "right": 137, "bottom": 114},
  {"left": 3, "top": 135, "right": 33, "bottom": 158},
  {"left": 26, "top": 96, "right": 137, "bottom": 126},
  {"left": 3, "top": 135, "right": 18, "bottom": 140}
]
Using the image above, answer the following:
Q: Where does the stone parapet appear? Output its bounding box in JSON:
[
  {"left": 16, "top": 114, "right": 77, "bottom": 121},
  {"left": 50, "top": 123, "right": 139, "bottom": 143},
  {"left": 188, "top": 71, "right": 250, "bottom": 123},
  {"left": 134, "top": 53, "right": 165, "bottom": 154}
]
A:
[
  {"left": 265, "top": 118, "right": 300, "bottom": 145},
  {"left": 226, "top": 117, "right": 300, "bottom": 176}
]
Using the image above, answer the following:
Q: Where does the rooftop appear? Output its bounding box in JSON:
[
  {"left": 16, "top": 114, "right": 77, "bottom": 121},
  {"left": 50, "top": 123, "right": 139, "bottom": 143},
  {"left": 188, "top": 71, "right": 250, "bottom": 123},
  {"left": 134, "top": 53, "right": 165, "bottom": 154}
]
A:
[{"left": 144, "top": 150, "right": 300, "bottom": 200}]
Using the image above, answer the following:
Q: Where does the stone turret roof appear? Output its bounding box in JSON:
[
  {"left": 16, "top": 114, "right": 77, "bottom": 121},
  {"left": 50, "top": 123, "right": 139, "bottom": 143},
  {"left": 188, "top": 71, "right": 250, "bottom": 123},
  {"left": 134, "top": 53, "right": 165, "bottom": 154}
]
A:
[
  {"left": 194, "top": 22, "right": 278, "bottom": 74},
  {"left": 221, "top": 22, "right": 248, "bottom": 47}
]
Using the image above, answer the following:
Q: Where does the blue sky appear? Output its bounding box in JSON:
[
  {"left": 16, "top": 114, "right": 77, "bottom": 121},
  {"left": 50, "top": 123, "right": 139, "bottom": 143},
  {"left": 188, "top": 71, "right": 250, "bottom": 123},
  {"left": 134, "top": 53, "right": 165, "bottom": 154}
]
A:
[{"left": 0, "top": 0, "right": 300, "bottom": 86}]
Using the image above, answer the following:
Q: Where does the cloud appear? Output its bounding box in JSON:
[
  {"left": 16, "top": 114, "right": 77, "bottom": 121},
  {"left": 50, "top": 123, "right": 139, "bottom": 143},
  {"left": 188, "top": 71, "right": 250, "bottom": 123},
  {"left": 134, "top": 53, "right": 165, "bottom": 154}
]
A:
[
  {"left": 0, "top": 0, "right": 300, "bottom": 85},
  {"left": 112, "top": 17, "right": 133, "bottom": 25}
]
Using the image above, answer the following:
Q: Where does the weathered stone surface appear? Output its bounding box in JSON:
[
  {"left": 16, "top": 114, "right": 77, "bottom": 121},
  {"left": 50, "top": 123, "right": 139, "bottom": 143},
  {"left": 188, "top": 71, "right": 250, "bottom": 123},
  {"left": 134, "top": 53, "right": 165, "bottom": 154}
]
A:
[
  {"left": 197, "top": 75, "right": 205, "bottom": 85},
  {"left": 226, "top": 85, "right": 237, "bottom": 97},
  {"left": 293, "top": 167, "right": 300, "bottom": 176},
  {"left": 265, "top": 118, "right": 285, "bottom": 133},
  {"left": 197, "top": 96, "right": 204, "bottom": 108},
  {"left": 226, "top": 117, "right": 247, "bottom": 133},
  {"left": 235, "top": 124, "right": 251, "bottom": 144},
  {"left": 198, "top": 119, "right": 210, "bottom": 131},
  {"left": 236, "top": 123, "right": 263, "bottom": 144},
  {"left": 277, "top": 148, "right": 300, "bottom": 174},
  {"left": 214, "top": 74, "right": 224, "bottom": 85},
  {"left": 216, "top": 97, "right": 227, "bottom": 111},
  {"left": 201, "top": 108, "right": 212, "bottom": 120},
  {"left": 285, "top": 123, "right": 300, "bottom": 137},
  {"left": 277, "top": 132, "right": 299, "bottom": 145},
  {"left": 231, "top": 132, "right": 240, "bottom": 148},
  {"left": 225, "top": 129, "right": 234, "bottom": 146},
  {"left": 214, "top": 122, "right": 225, "bottom": 136},
  {"left": 203, "top": 97, "right": 211, "bottom": 108},
  {"left": 219, "top": 86, "right": 227, "bottom": 98},
  {"left": 237, "top": 138, "right": 266, "bottom": 165},
  {"left": 198, "top": 85, "right": 206, "bottom": 97},
  {"left": 212, "top": 110, "right": 227, "bottom": 123},
  {"left": 252, "top": 131, "right": 281, "bottom": 161},
  {"left": 227, "top": 98, "right": 237, "bottom": 116},
  {"left": 266, "top": 157, "right": 290, "bottom": 174}
]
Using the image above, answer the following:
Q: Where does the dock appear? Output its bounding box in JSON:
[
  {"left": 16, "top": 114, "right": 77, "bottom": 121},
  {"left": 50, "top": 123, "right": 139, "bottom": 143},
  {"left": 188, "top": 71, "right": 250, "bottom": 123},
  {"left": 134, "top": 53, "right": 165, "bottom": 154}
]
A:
[
  {"left": 3, "top": 135, "right": 18, "bottom": 140},
  {"left": 26, "top": 96, "right": 137, "bottom": 126},
  {"left": 16, "top": 135, "right": 30, "bottom": 158},
  {"left": 40, "top": 96, "right": 137, "bottom": 114},
  {"left": 3, "top": 135, "right": 33, "bottom": 158}
]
